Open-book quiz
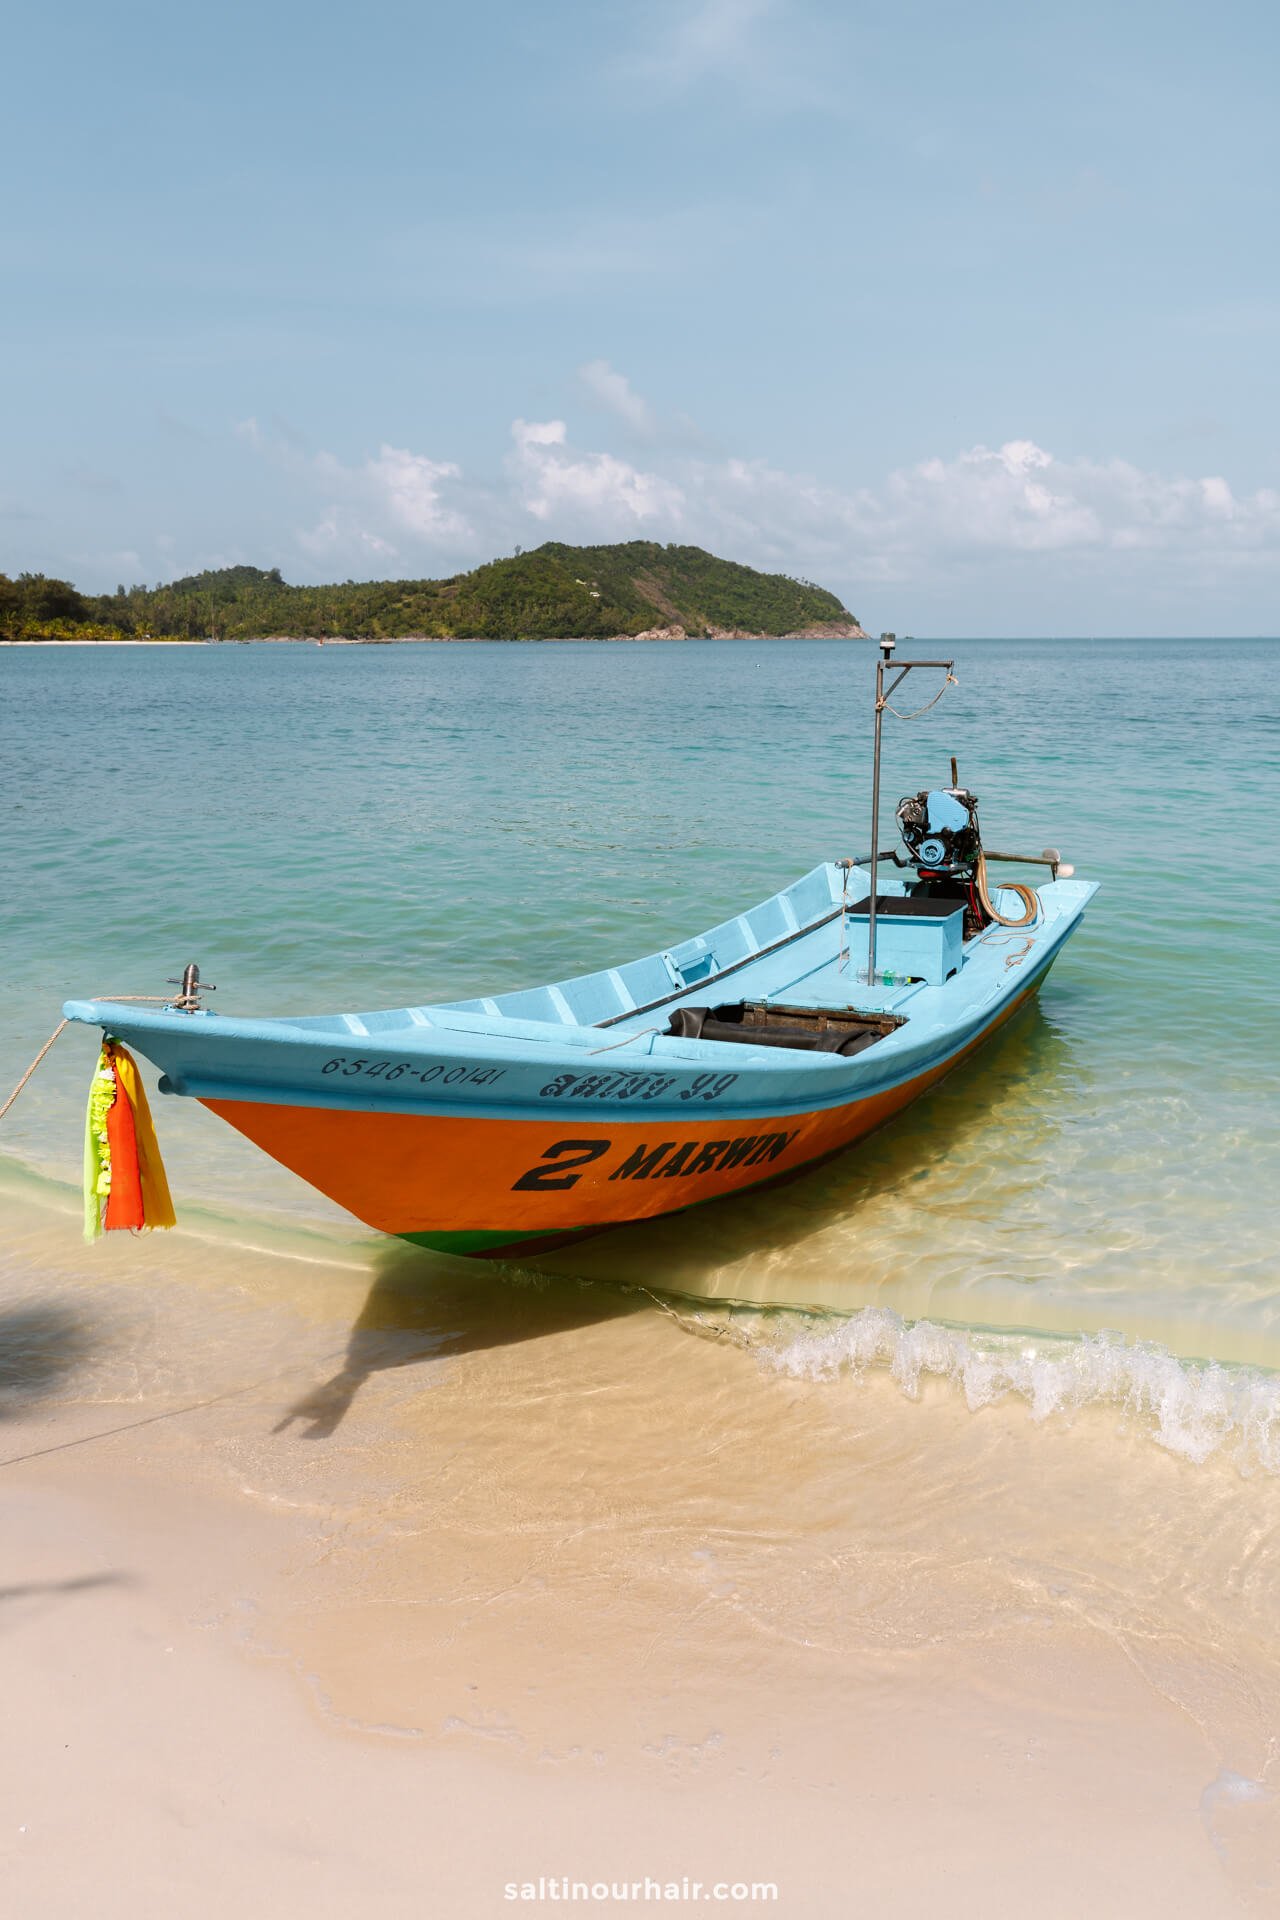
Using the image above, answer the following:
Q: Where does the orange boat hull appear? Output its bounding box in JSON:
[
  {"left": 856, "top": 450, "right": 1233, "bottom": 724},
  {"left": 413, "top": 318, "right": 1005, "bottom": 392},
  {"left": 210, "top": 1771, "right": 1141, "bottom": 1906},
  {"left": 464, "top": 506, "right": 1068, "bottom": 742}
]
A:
[{"left": 203, "top": 973, "right": 1044, "bottom": 1257}]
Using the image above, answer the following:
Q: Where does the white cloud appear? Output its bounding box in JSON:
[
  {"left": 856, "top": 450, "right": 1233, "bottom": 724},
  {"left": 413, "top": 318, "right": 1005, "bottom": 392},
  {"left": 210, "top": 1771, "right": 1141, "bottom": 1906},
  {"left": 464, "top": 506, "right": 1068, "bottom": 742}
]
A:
[
  {"left": 238, "top": 420, "right": 471, "bottom": 567},
  {"left": 1200, "top": 475, "right": 1234, "bottom": 518},
  {"left": 364, "top": 445, "right": 465, "bottom": 540},
  {"left": 510, "top": 419, "right": 685, "bottom": 529},
  {"left": 674, "top": 439, "right": 1280, "bottom": 581},
  {"left": 578, "top": 359, "right": 656, "bottom": 435},
  {"left": 236, "top": 405, "right": 1280, "bottom": 611},
  {"left": 882, "top": 441, "right": 1104, "bottom": 554},
  {"left": 513, "top": 419, "right": 567, "bottom": 451}
]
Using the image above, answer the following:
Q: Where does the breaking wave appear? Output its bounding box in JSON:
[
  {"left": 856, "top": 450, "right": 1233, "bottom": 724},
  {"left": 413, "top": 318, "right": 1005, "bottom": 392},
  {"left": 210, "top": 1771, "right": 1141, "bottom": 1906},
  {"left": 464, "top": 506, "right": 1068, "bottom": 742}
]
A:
[{"left": 762, "top": 1306, "right": 1280, "bottom": 1475}]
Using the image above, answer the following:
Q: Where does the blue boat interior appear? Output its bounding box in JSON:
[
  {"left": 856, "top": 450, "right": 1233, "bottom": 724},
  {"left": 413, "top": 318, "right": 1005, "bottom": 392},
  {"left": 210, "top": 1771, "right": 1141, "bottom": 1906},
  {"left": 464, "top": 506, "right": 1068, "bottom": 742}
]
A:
[
  {"left": 66, "top": 858, "right": 1097, "bottom": 1091},
  {"left": 270, "top": 861, "right": 1092, "bottom": 1058}
]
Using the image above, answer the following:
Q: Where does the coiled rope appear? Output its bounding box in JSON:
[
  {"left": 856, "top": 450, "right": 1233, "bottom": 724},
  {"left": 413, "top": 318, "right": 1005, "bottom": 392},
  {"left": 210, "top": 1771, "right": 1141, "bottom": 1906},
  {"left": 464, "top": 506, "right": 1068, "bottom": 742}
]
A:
[{"left": 975, "top": 853, "right": 1038, "bottom": 929}]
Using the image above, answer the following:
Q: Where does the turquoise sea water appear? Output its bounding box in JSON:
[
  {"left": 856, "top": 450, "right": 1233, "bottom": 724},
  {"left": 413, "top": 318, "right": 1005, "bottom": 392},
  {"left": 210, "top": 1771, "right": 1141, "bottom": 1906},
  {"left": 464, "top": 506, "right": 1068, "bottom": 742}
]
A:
[{"left": 3, "top": 637, "right": 1278, "bottom": 1464}]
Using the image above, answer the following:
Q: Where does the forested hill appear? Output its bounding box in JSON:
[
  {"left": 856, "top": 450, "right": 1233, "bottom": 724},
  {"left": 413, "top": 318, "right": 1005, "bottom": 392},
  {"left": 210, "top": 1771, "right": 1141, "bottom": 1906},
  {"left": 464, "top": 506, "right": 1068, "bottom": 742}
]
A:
[{"left": 0, "top": 542, "right": 864, "bottom": 641}]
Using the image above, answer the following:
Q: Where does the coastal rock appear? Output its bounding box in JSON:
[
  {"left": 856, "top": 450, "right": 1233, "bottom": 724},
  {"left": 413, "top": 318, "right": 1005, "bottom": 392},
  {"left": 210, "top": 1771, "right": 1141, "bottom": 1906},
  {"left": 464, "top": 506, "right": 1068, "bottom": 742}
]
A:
[{"left": 705, "top": 619, "right": 869, "bottom": 640}]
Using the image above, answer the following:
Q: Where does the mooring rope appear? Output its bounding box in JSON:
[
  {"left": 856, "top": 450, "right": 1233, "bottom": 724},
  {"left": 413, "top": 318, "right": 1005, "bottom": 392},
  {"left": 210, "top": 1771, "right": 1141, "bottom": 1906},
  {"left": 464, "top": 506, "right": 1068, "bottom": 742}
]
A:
[
  {"left": 625, "top": 1283, "right": 757, "bottom": 1350},
  {"left": 586, "top": 1024, "right": 665, "bottom": 1057},
  {"left": 0, "top": 1022, "right": 68, "bottom": 1123},
  {"left": 0, "top": 996, "right": 173, "bottom": 1125}
]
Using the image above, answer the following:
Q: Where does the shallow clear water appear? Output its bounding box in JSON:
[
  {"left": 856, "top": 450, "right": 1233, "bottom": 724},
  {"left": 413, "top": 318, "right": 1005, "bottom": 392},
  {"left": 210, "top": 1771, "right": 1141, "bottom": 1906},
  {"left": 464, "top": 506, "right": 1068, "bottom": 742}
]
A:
[{"left": 3, "top": 637, "right": 1278, "bottom": 1464}]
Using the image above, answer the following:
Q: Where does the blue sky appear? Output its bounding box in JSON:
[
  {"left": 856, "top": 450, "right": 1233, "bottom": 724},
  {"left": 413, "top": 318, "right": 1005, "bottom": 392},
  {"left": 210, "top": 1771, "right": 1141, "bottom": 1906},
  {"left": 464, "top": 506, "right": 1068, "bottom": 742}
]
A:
[{"left": 3, "top": 0, "right": 1278, "bottom": 633}]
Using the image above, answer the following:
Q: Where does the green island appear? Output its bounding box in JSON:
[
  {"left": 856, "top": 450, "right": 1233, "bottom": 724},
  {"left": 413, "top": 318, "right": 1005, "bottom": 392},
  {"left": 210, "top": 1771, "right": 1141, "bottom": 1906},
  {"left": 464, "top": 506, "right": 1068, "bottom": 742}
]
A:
[{"left": 0, "top": 541, "right": 864, "bottom": 643}]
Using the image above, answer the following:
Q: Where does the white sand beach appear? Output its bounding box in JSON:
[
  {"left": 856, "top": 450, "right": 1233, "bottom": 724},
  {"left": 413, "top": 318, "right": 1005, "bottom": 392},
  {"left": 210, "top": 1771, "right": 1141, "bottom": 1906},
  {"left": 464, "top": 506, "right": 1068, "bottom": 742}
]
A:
[{"left": 2, "top": 1187, "right": 1276, "bottom": 1919}]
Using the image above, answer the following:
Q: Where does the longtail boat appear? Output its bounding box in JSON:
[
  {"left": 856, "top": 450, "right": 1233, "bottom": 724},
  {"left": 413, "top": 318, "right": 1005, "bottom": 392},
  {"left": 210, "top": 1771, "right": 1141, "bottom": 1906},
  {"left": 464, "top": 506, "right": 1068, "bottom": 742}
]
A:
[{"left": 64, "top": 641, "right": 1097, "bottom": 1259}]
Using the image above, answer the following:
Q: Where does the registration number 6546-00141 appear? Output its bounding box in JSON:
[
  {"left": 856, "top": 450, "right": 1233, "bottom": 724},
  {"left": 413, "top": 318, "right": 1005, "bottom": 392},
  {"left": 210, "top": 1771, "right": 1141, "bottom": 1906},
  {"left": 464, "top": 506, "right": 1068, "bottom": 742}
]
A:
[
  {"left": 316, "top": 1059, "right": 740, "bottom": 1100},
  {"left": 320, "top": 1058, "right": 507, "bottom": 1087}
]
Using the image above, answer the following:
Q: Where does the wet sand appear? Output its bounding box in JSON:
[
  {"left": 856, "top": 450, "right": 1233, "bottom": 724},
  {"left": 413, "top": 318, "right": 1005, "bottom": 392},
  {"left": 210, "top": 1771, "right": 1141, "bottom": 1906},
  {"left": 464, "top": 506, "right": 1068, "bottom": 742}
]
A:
[{"left": 1, "top": 1189, "right": 1277, "bottom": 1917}]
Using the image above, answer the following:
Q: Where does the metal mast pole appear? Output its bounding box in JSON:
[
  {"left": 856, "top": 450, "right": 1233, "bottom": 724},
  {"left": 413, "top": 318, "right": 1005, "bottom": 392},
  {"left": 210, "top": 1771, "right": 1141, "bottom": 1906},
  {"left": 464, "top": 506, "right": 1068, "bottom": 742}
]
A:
[
  {"left": 862, "top": 635, "right": 954, "bottom": 989},
  {"left": 865, "top": 633, "right": 894, "bottom": 984}
]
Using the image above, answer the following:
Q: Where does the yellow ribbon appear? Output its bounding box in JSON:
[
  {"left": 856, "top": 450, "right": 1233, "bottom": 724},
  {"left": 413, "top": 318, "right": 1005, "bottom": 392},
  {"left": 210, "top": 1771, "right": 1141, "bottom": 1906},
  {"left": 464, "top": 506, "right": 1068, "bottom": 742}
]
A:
[{"left": 111, "top": 1044, "right": 176, "bottom": 1230}]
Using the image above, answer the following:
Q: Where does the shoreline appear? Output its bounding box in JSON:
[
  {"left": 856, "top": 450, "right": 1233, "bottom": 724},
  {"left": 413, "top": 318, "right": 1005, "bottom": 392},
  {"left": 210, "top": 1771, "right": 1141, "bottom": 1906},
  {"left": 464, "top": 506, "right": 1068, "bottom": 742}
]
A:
[
  {"left": 0, "top": 626, "right": 870, "bottom": 647},
  {"left": 0, "top": 645, "right": 208, "bottom": 652}
]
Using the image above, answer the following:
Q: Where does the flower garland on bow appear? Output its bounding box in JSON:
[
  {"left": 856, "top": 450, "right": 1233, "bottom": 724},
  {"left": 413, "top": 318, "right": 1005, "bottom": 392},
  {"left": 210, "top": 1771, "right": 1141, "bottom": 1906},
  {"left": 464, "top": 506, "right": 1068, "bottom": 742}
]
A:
[{"left": 83, "top": 1039, "right": 176, "bottom": 1240}]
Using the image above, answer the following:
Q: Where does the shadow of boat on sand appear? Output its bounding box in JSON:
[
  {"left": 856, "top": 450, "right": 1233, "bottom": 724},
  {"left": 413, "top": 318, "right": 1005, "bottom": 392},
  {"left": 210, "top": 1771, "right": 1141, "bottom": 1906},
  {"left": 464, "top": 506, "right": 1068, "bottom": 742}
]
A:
[{"left": 273, "top": 1246, "right": 646, "bottom": 1439}]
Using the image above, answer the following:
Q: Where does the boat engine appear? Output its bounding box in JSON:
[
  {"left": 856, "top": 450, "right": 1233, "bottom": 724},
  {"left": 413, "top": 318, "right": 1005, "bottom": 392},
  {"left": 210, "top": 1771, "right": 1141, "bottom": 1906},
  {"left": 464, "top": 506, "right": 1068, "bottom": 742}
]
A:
[
  {"left": 895, "top": 787, "right": 982, "bottom": 880},
  {"left": 895, "top": 785, "right": 1041, "bottom": 932}
]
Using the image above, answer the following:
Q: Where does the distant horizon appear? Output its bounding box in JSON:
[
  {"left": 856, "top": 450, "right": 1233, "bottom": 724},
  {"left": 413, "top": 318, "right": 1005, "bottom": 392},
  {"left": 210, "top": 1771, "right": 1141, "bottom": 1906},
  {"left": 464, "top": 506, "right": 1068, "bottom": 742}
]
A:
[{"left": 9, "top": 640, "right": 1280, "bottom": 655}]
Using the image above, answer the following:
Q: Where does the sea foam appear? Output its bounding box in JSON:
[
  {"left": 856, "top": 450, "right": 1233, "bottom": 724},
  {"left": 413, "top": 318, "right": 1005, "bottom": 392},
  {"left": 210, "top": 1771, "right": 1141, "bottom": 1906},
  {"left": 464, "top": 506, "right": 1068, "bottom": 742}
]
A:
[{"left": 762, "top": 1306, "right": 1280, "bottom": 1474}]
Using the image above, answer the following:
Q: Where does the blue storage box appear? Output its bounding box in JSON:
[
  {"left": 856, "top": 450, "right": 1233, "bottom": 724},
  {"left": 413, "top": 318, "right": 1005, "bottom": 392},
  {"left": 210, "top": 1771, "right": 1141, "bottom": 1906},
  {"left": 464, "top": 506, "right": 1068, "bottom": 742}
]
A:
[{"left": 844, "top": 895, "right": 964, "bottom": 985}]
